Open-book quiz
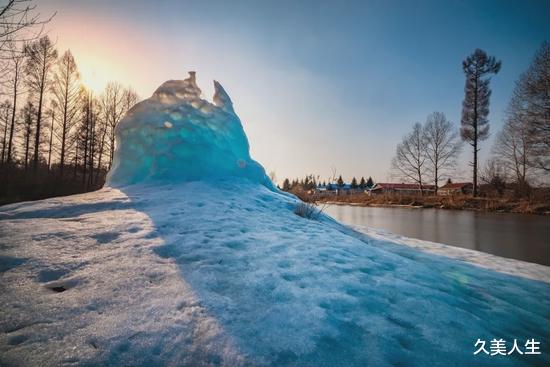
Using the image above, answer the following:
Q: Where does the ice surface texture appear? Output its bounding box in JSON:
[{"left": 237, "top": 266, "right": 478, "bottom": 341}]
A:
[{"left": 107, "top": 72, "right": 273, "bottom": 188}]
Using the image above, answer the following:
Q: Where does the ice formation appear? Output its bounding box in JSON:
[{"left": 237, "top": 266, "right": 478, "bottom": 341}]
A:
[{"left": 107, "top": 72, "right": 273, "bottom": 188}]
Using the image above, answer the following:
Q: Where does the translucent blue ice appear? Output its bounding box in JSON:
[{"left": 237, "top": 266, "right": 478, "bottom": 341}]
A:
[{"left": 107, "top": 72, "right": 273, "bottom": 189}]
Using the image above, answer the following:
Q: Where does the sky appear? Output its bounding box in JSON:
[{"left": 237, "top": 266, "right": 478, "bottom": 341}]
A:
[{"left": 38, "top": 0, "right": 550, "bottom": 184}]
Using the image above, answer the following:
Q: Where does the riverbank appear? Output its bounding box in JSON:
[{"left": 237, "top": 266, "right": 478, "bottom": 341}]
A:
[
  {"left": 324, "top": 204, "right": 550, "bottom": 266},
  {"left": 311, "top": 192, "right": 550, "bottom": 216},
  {"left": 348, "top": 224, "right": 550, "bottom": 282}
]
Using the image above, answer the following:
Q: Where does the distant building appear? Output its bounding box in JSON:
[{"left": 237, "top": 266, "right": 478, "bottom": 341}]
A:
[
  {"left": 438, "top": 182, "right": 474, "bottom": 196},
  {"left": 369, "top": 183, "right": 436, "bottom": 195},
  {"left": 314, "top": 183, "right": 366, "bottom": 195}
]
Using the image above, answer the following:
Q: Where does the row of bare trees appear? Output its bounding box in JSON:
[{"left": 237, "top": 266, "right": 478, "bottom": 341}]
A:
[
  {"left": 392, "top": 112, "right": 462, "bottom": 195},
  {"left": 0, "top": 35, "right": 138, "bottom": 183},
  {"left": 0, "top": 1, "right": 139, "bottom": 203},
  {"left": 491, "top": 42, "right": 550, "bottom": 191},
  {"left": 393, "top": 44, "right": 549, "bottom": 196}
]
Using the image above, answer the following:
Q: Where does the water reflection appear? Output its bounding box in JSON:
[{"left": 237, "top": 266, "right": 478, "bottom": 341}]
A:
[{"left": 325, "top": 205, "right": 550, "bottom": 266}]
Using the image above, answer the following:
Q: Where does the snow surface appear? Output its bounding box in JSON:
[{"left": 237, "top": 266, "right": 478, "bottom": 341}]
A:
[
  {"left": 354, "top": 225, "right": 550, "bottom": 283},
  {"left": 1, "top": 74, "right": 549, "bottom": 366},
  {"left": 1, "top": 183, "right": 549, "bottom": 366}
]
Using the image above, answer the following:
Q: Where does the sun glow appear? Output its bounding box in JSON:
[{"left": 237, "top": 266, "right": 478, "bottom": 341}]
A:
[{"left": 77, "top": 55, "right": 121, "bottom": 94}]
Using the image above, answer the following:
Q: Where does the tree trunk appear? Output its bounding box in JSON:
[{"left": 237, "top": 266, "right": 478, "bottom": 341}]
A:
[
  {"left": 33, "top": 57, "right": 47, "bottom": 173},
  {"left": 60, "top": 75, "right": 69, "bottom": 177},
  {"left": 418, "top": 167, "right": 424, "bottom": 196},
  {"left": 47, "top": 111, "right": 54, "bottom": 172},
  {"left": 95, "top": 127, "right": 107, "bottom": 185},
  {"left": 87, "top": 100, "right": 95, "bottom": 190},
  {"left": 82, "top": 101, "right": 90, "bottom": 185},
  {"left": 1, "top": 112, "right": 7, "bottom": 165},
  {"left": 434, "top": 165, "right": 438, "bottom": 195},
  {"left": 472, "top": 73, "right": 479, "bottom": 197},
  {"left": 108, "top": 134, "right": 115, "bottom": 170},
  {"left": 6, "top": 67, "right": 18, "bottom": 164},
  {"left": 73, "top": 147, "right": 78, "bottom": 179},
  {"left": 24, "top": 130, "right": 30, "bottom": 171}
]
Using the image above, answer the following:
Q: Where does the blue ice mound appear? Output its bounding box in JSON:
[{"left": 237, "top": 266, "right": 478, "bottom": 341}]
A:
[{"left": 107, "top": 72, "right": 273, "bottom": 188}]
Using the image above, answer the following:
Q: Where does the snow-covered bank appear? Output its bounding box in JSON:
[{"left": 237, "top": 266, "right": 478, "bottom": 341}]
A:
[
  {"left": 351, "top": 225, "right": 550, "bottom": 283},
  {"left": 1, "top": 74, "right": 549, "bottom": 366},
  {"left": 0, "top": 186, "right": 245, "bottom": 366},
  {"left": 1, "top": 182, "right": 549, "bottom": 366}
]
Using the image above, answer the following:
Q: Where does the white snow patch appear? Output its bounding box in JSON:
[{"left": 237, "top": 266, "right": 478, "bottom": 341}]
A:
[
  {"left": 351, "top": 225, "right": 550, "bottom": 283},
  {"left": 0, "top": 187, "right": 245, "bottom": 366}
]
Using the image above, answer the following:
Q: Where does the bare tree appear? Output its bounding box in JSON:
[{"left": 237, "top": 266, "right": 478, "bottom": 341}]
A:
[
  {"left": 392, "top": 122, "right": 428, "bottom": 194},
  {"left": 107, "top": 83, "right": 136, "bottom": 171},
  {"left": 45, "top": 102, "right": 55, "bottom": 170},
  {"left": 0, "top": 0, "right": 54, "bottom": 53},
  {"left": 491, "top": 42, "right": 550, "bottom": 193},
  {"left": 86, "top": 93, "right": 96, "bottom": 188},
  {"left": 78, "top": 91, "right": 101, "bottom": 188},
  {"left": 480, "top": 158, "right": 509, "bottom": 184},
  {"left": 24, "top": 35, "right": 57, "bottom": 172},
  {"left": 517, "top": 42, "right": 549, "bottom": 172},
  {"left": 4, "top": 40, "right": 24, "bottom": 164},
  {"left": 68, "top": 87, "right": 87, "bottom": 179},
  {"left": 480, "top": 158, "right": 508, "bottom": 196},
  {"left": 76, "top": 89, "right": 93, "bottom": 185},
  {"left": 461, "top": 49, "right": 501, "bottom": 196},
  {"left": 0, "top": 0, "right": 54, "bottom": 88},
  {"left": 51, "top": 49, "right": 81, "bottom": 176},
  {"left": 493, "top": 96, "right": 533, "bottom": 189},
  {"left": 121, "top": 87, "right": 138, "bottom": 113},
  {"left": 0, "top": 100, "right": 10, "bottom": 164},
  {"left": 20, "top": 99, "right": 34, "bottom": 171},
  {"left": 89, "top": 96, "right": 102, "bottom": 187},
  {"left": 96, "top": 82, "right": 122, "bottom": 174},
  {"left": 76, "top": 93, "right": 88, "bottom": 183},
  {"left": 94, "top": 103, "right": 108, "bottom": 184},
  {"left": 423, "top": 112, "right": 461, "bottom": 194}
]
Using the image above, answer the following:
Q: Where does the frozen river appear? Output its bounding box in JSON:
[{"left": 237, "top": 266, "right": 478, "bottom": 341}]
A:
[{"left": 325, "top": 204, "right": 550, "bottom": 266}]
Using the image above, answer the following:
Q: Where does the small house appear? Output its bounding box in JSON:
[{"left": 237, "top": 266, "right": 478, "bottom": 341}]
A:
[
  {"left": 368, "top": 183, "right": 436, "bottom": 195},
  {"left": 438, "top": 182, "right": 474, "bottom": 196},
  {"left": 315, "top": 183, "right": 367, "bottom": 195}
]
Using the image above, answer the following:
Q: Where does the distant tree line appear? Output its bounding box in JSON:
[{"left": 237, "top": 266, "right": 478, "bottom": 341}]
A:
[
  {"left": 490, "top": 43, "right": 550, "bottom": 193},
  {"left": 0, "top": 2, "right": 139, "bottom": 204},
  {"left": 280, "top": 174, "right": 374, "bottom": 193},
  {"left": 392, "top": 44, "right": 549, "bottom": 197},
  {"left": 281, "top": 175, "right": 319, "bottom": 192}
]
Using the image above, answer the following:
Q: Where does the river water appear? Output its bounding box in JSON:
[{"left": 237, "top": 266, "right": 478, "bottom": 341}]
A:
[{"left": 324, "top": 204, "right": 550, "bottom": 266}]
